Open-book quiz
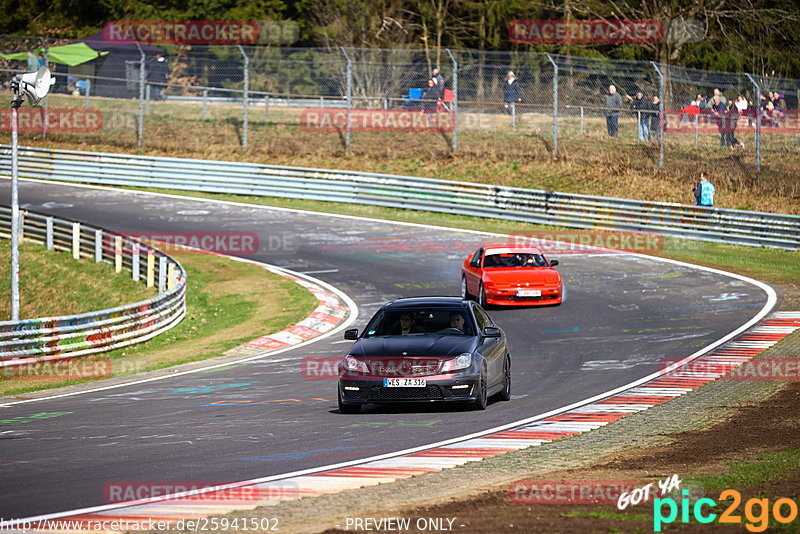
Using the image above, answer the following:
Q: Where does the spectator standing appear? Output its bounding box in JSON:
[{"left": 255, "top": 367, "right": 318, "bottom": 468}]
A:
[
  {"left": 648, "top": 96, "right": 662, "bottom": 143},
  {"left": 777, "top": 93, "right": 787, "bottom": 110},
  {"left": 26, "top": 50, "right": 39, "bottom": 72},
  {"left": 148, "top": 54, "right": 169, "bottom": 101},
  {"left": 696, "top": 93, "right": 707, "bottom": 109},
  {"left": 604, "top": 85, "right": 622, "bottom": 137},
  {"left": 724, "top": 104, "right": 743, "bottom": 148},
  {"left": 710, "top": 95, "right": 727, "bottom": 147},
  {"left": 37, "top": 53, "right": 45, "bottom": 67},
  {"left": 421, "top": 78, "right": 442, "bottom": 117},
  {"left": 712, "top": 88, "right": 727, "bottom": 107},
  {"left": 693, "top": 172, "right": 715, "bottom": 206},
  {"left": 631, "top": 91, "right": 649, "bottom": 141},
  {"left": 432, "top": 67, "right": 444, "bottom": 88},
  {"left": 503, "top": 71, "right": 521, "bottom": 115}
]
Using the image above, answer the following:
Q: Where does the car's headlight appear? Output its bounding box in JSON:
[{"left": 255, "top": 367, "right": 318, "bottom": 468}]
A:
[
  {"left": 454, "top": 353, "right": 472, "bottom": 370},
  {"left": 344, "top": 356, "right": 368, "bottom": 373}
]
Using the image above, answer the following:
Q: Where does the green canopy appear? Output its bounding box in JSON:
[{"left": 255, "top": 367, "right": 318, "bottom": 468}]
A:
[{"left": 0, "top": 42, "right": 108, "bottom": 67}]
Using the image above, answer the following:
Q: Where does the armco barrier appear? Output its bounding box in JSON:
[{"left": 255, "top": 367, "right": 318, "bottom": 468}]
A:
[
  {"left": 0, "top": 206, "right": 186, "bottom": 362},
  {"left": 1, "top": 146, "right": 799, "bottom": 250}
]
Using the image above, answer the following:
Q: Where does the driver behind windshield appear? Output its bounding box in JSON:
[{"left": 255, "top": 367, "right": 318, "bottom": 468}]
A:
[{"left": 449, "top": 312, "right": 466, "bottom": 332}]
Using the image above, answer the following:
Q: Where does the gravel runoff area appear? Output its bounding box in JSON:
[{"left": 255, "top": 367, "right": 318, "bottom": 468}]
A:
[{"left": 188, "top": 327, "right": 800, "bottom": 534}]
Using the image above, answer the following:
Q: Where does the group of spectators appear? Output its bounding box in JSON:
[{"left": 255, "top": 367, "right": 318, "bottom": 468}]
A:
[
  {"left": 420, "top": 67, "right": 447, "bottom": 113},
  {"left": 628, "top": 89, "right": 662, "bottom": 142},
  {"left": 603, "top": 85, "right": 663, "bottom": 140}
]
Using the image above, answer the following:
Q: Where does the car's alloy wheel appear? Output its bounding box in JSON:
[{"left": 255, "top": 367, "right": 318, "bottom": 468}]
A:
[
  {"left": 338, "top": 390, "right": 361, "bottom": 414},
  {"left": 461, "top": 276, "right": 470, "bottom": 300},
  {"left": 478, "top": 282, "right": 487, "bottom": 307},
  {"left": 497, "top": 356, "right": 511, "bottom": 401},
  {"left": 472, "top": 366, "right": 487, "bottom": 410}
]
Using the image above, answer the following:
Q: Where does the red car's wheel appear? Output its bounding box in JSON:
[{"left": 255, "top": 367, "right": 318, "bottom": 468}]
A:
[
  {"left": 478, "top": 282, "right": 487, "bottom": 307},
  {"left": 461, "top": 276, "right": 471, "bottom": 300}
]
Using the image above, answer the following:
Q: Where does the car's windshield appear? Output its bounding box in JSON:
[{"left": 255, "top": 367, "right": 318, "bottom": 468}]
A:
[
  {"left": 362, "top": 307, "right": 475, "bottom": 337},
  {"left": 484, "top": 252, "right": 548, "bottom": 268}
]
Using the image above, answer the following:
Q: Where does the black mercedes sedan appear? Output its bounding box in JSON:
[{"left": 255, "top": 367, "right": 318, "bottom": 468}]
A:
[{"left": 337, "top": 297, "right": 510, "bottom": 413}]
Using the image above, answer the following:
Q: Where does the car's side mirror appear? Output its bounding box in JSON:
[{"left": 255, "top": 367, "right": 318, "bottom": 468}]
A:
[
  {"left": 344, "top": 329, "right": 358, "bottom": 340},
  {"left": 483, "top": 326, "right": 502, "bottom": 338},
  {"left": 550, "top": 259, "right": 559, "bottom": 267},
  {"left": 470, "top": 259, "right": 480, "bottom": 268}
]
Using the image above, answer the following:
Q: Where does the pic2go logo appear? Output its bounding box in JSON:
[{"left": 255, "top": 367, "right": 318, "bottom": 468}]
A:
[{"left": 654, "top": 489, "right": 799, "bottom": 532}]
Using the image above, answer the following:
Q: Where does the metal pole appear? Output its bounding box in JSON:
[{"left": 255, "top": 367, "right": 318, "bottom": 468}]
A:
[
  {"left": 512, "top": 103, "right": 516, "bottom": 132},
  {"left": 264, "top": 93, "right": 269, "bottom": 122},
  {"left": 695, "top": 115, "right": 698, "bottom": 148},
  {"left": 446, "top": 49, "right": 458, "bottom": 153},
  {"left": 546, "top": 54, "right": 558, "bottom": 157},
  {"left": 85, "top": 80, "right": 91, "bottom": 109},
  {"left": 145, "top": 83, "right": 150, "bottom": 114},
  {"left": 202, "top": 89, "right": 207, "bottom": 120},
  {"left": 136, "top": 43, "right": 145, "bottom": 148},
  {"left": 651, "top": 61, "right": 665, "bottom": 169},
  {"left": 10, "top": 96, "right": 21, "bottom": 321},
  {"left": 580, "top": 106, "right": 584, "bottom": 135},
  {"left": 237, "top": 45, "right": 249, "bottom": 151},
  {"left": 40, "top": 37, "right": 48, "bottom": 139},
  {"left": 745, "top": 73, "right": 761, "bottom": 182},
  {"left": 340, "top": 47, "right": 352, "bottom": 155}
]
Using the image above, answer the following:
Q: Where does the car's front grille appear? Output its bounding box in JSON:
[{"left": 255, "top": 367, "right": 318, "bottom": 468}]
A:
[{"left": 368, "top": 385, "right": 443, "bottom": 401}]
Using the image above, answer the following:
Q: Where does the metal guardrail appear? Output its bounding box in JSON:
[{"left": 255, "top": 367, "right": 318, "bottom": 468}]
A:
[
  {"left": 1, "top": 145, "right": 799, "bottom": 250},
  {"left": 0, "top": 206, "right": 186, "bottom": 362}
]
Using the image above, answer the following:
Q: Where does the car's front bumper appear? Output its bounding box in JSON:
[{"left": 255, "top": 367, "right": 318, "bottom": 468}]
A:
[
  {"left": 485, "top": 285, "right": 562, "bottom": 306},
  {"left": 338, "top": 374, "right": 481, "bottom": 405}
]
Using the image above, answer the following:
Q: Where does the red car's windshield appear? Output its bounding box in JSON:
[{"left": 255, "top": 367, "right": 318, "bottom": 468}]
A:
[{"left": 483, "top": 253, "right": 548, "bottom": 268}]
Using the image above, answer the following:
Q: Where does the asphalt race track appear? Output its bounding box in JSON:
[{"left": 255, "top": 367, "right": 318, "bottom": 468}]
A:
[{"left": 0, "top": 179, "right": 776, "bottom": 519}]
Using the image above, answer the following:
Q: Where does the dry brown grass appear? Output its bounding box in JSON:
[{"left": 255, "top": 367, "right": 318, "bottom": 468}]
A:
[{"left": 5, "top": 95, "right": 800, "bottom": 214}]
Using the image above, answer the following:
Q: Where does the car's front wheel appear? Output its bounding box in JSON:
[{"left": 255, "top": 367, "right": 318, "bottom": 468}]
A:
[
  {"left": 461, "top": 276, "right": 470, "bottom": 300},
  {"left": 496, "top": 355, "right": 511, "bottom": 401},
  {"left": 471, "top": 366, "right": 488, "bottom": 411},
  {"left": 338, "top": 390, "right": 361, "bottom": 414},
  {"left": 478, "top": 282, "right": 487, "bottom": 307}
]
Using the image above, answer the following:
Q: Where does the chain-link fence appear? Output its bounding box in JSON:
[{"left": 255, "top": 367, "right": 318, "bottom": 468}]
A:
[{"left": 2, "top": 35, "right": 799, "bottom": 193}]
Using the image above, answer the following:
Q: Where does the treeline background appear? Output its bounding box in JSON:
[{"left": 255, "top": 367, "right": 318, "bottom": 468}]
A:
[{"left": 3, "top": 0, "right": 800, "bottom": 78}]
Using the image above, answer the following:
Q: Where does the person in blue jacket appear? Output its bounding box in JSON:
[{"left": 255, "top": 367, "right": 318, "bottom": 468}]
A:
[{"left": 693, "top": 172, "right": 716, "bottom": 206}]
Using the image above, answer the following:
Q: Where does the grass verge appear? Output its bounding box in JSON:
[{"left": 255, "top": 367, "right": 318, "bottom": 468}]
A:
[
  {"left": 0, "top": 239, "right": 154, "bottom": 319},
  {"left": 0, "top": 247, "right": 318, "bottom": 398}
]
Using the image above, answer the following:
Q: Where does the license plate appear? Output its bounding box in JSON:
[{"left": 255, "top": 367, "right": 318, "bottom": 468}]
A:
[
  {"left": 517, "top": 289, "right": 541, "bottom": 297},
  {"left": 384, "top": 378, "right": 427, "bottom": 387}
]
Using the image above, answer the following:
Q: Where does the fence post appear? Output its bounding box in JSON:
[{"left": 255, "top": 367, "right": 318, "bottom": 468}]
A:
[
  {"left": 168, "top": 262, "right": 176, "bottom": 291},
  {"left": 446, "top": 48, "right": 458, "bottom": 153},
  {"left": 651, "top": 61, "right": 665, "bottom": 170},
  {"left": 46, "top": 217, "right": 53, "bottom": 250},
  {"left": 40, "top": 37, "right": 48, "bottom": 139},
  {"left": 340, "top": 47, "right": 352, "bottom": 155},
  {"left": 512, "top": 103, "right": 516, "bottom": 132},
  {"left": 238, "top": 45, "right": 249, "bottom": 151},
  {"left": 145, "top": 83, "right": 150, "bottom": 114},
  {"left": 115, "top": 236, "right": 123, "bottom": 273},
  {"left": 135, "top": 43, "right": 145, "bottom": 148},
  {"left": 694, "top": 115, "right": 698, "bottom": 148},
  {"left": 72, "top": 222, "right": 80, "bottom": 259},
  {"left": 580, "top": 106, "right": 584, "bottom": 135},
  {"left": 264, "top": 93, "right": 269, "bottom": 123},
  {"left": 159, "top": 256, "right": 167, "bottom": 292},
  {"left": 132, "top": 242, "right": 140, "bottom": 281},
  {"left": 745, "top": 73, "right": 761, "bottom": 183},
  {"left": 95, "top": 229, "right": 102, "bottom": 263},
  {"left": 85, "top": 80, "right": 91, "bottom": 109},
  {"left": 202, "top": 89, "right": 207, "bottom": 120},
  {"left": 546, "top": 54, "right": 558, "bottom": 157},
  {"left": 147, "top": 249, "right": 155, "bottom": 288}
]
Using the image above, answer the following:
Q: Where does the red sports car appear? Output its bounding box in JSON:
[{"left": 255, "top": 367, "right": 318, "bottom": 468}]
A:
[{"left": 461, "top": 246, "right": 562, "bottom": 307}]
